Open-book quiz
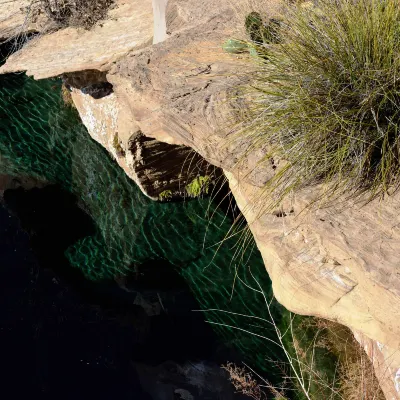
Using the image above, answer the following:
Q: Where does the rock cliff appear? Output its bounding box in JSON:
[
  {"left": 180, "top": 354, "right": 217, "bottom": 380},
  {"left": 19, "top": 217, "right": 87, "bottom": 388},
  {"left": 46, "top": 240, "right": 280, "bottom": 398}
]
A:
[
  {"left": 69, "top": 83, "right": 214, "bottom": 200},
  {"left": 1, "top": 0, "right": 400, "bottom": 398}
]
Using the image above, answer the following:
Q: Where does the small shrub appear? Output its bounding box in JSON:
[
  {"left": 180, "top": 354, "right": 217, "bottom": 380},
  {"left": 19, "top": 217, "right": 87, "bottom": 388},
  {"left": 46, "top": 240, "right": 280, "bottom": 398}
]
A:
[
  {"left": 34, "top": 0, "right": 114, "bottom": 29},
  {"left": 240, "top": 0, "right": 400, "bottom": 207},
  {"left": 223, "top": 14, "right": 281, "bottom": 55},
  {"left": 222, "top": 362, "right": 287, "bottom": 399},
  {"left": 222, "top": 363, "right": 264, "bottom": 399},
  {"left": 185, "top": 175, "right": 211, "bottom": 197},
  {"left": 158, "top": 190, "right": 172, "bottom": 201},
  {"left": 112, "top": 132, "right": 125, "bottom": 158}
]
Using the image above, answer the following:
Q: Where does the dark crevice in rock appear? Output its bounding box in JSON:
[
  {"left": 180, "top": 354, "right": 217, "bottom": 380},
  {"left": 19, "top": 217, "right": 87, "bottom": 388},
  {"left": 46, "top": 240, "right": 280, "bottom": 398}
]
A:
[
  {"left": 126, "top": 131, "right": 218, "bottom": 200},
  {"left": 80, "top": 81, "right": 113, "bottom": 99},
  {"left": 272, "top": 208, "right": 295, "bottom": 218},
  {"left": 62, "top": 69, "right": 114, "bottom": 99}
]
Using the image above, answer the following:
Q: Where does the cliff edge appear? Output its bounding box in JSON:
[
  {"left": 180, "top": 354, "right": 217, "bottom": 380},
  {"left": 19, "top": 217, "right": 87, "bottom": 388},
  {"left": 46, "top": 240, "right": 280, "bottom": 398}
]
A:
[{"left": 1, "top": 0, "right": 399, "bottom": 398}]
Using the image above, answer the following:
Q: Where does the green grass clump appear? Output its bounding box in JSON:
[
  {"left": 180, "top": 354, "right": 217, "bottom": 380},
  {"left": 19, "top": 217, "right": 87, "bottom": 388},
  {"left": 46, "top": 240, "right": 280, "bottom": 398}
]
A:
[
  {"left": 158, "top": 190, "right": 172, "bottom": 201},
  {"left": 241, "top": 0, "right": 400, "bottom": 206},
  {"left": 185, "top": 176, "right": 211, "bottom": 198},
  {"left": 288, "top": 317, "right": 385, "bottom": 400}
]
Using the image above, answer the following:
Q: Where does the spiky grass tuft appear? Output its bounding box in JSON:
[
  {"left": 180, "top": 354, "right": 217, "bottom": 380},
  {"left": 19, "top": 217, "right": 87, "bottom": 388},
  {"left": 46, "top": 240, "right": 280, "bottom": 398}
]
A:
[{"left": 239, "top": 0, "right": 400, "bottom": 208}]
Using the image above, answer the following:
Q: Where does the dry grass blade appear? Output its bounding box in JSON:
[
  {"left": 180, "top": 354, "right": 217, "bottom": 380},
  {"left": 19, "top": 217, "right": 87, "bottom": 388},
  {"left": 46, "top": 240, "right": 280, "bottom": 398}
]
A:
[
  {"left": 222, "top": 362, "right": 266, "bottom": 399},
  {"left": 202, "top": 264, "right": 385, "bottom": 399}
]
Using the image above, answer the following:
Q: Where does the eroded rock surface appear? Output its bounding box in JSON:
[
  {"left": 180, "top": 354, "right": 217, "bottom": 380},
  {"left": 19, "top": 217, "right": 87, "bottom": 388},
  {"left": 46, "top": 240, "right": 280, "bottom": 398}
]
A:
[
  {"left": 71, "top": 87, "right": 214, "bottom": 199},
  {"left": 226, "top": 170, "right": 400, "bottom": 399},
  {"left": 108, "top": 10, "right": 272, "bottom": 188},
  {"left": 1, "top": 0, "right": 400, "bottom": 397}
]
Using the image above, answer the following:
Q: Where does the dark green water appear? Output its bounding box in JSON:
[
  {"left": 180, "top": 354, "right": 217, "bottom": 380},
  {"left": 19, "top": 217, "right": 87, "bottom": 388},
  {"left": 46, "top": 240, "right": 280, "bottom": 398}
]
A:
[{"left": 0, "top": 74, "right": 286, "bottom": 381}]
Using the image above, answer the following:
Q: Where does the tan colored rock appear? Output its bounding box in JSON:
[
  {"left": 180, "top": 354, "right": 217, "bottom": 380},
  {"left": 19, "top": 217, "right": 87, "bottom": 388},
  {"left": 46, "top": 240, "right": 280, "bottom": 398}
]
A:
[
  {"left": 165, "top": 0, "right": 236, "bottom": 34},
  {"left": 108, "top": 9, "right": 272, "bottom": 188},
  {"left": 0, "top": 0, "right": 154, "bottom": 79},
  {"left": 0, "top": 0, "right": 49, "bottom": 43},
  {"left": 71, "top": 87, "right": 213, "bottom": 200},
  {"left": 225, "top": 170, "right": 400, "bottom": 398},
  {"left": 353, "top": 330, "right": 400, "bottom": 400}
]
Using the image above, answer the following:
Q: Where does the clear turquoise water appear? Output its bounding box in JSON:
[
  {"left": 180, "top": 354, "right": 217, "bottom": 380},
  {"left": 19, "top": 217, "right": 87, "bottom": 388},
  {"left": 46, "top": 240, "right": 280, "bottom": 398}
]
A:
[{"left": 0, "top": 74, "right": 286, "bottom": 378}]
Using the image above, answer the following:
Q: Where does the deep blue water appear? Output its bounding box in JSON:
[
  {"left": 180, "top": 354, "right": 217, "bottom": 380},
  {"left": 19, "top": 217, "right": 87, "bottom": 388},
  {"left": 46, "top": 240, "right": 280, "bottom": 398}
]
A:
[{"left": 0, "top": 72, "right": 286, "bottom": 397}]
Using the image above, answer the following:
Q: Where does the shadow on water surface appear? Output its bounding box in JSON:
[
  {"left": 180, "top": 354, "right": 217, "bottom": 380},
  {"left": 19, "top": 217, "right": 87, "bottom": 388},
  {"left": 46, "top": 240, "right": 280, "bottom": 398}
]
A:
[
  {"left": 0, "top": 67, "right": 288, "bottom": 398},
  {"left": 1, "top": 184, "right": 246, "bottom": 399},
  {"left": 3, "top": 183, "right": 224, "bottom": 358}
]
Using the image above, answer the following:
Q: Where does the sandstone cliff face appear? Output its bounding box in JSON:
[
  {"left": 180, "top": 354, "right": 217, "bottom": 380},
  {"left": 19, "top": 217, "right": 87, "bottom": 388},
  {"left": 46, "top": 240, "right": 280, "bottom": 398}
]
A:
[
  {"left": 108, "top": 15, "right": 400, "bottom": 397},
  {"left": 1, "top": 0, "right": 400, "bottom": 398},
  {"left": 107, "top": 20, "right": 272, "bottom": 188},
  {"left": 70, "top": 86, "right": 213, "bottom": 200},
  {"left": 226, "top": 171, "right": 400, "bottom": 400}
]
